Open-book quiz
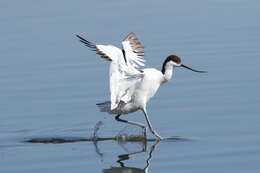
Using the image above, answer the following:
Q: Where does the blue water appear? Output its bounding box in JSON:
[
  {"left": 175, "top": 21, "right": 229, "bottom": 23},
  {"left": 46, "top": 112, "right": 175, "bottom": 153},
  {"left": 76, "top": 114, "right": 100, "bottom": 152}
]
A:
[{"left": 1, "top": 0, "right": 260, "bottom": 172}]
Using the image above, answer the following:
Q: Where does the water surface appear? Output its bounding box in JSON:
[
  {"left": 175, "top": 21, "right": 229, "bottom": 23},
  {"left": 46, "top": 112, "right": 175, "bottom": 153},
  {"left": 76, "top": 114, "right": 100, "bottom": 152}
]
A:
[{"left": 1, "top": 0, "right": 260, "bottom": 173}]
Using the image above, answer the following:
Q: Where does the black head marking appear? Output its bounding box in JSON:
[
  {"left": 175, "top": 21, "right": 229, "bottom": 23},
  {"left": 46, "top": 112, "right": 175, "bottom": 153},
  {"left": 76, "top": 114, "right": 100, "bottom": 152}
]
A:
[
  {"left": 161, "top": 55, "right": 181, "bottom": 74},
  {"left": 167, "top": 55, "right": 181, "bottom": 64}
]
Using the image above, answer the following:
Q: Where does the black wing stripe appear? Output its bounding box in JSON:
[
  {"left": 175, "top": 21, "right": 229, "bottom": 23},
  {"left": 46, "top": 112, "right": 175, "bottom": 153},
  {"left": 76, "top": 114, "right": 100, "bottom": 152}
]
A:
[{"left": 122, "top": 49, "right": 127, "bottom": 65}]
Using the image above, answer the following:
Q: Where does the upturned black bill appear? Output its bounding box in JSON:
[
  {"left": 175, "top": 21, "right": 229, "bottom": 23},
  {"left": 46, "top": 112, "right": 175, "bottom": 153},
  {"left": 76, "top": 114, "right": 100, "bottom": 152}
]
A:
[{"left": 181, "top": 64, "right": 207, "bottom": 73}]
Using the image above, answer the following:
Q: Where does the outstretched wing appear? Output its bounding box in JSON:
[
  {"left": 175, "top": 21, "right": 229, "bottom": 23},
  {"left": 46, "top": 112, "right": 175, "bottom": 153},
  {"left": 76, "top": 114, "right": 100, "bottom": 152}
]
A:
[
  {"left": 116, "top": 33, "right": 147, "bottom": 107},
  {"left": 122, "top": 32, "right": 145, "bottom": 69},
  {"left": 76, "top": 34, "right": 123, "bottom": 62},
  {"left": 76, "top": 34, "right": 144, "bottom": 110}
]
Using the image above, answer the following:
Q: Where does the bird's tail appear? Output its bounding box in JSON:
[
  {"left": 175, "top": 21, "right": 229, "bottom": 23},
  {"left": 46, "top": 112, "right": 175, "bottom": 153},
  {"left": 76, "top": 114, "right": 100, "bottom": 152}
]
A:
[{"left": 96, "top": 101, "right": 111, "bottom": 113}]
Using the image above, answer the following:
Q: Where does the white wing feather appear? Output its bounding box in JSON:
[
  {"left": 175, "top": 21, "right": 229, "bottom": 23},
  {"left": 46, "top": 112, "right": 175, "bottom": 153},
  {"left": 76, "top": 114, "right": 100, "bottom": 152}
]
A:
[
  {"left": 94, "top": 44, "right": 132, "bottom": 110},
  {"left": 122, "top": 32, "right": 145, "bottom": 69},
  {"left": 76, "top": 34, "right": 145, "bottom": 110},
  {"left": 94, "top": 44, "right": 142, "bottom": 110},
  {"left": 96, "top": 45, "right": 123, "bottom": 62}
]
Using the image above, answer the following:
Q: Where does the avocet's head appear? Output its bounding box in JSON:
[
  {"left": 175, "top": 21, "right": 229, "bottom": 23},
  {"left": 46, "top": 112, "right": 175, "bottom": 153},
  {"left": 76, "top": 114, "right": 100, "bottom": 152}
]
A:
[{"left": 162, "top": 55, "right": 207, "bottom": 74}]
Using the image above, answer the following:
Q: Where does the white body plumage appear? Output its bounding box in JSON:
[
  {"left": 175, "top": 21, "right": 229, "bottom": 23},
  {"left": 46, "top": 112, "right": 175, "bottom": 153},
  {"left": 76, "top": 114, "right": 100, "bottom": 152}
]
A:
[
  {"left": 76, "top": 32, "right": 206, "bottom": 140},
  {"left": 103, "top": 68, "right": 164, "bottom": 115}
]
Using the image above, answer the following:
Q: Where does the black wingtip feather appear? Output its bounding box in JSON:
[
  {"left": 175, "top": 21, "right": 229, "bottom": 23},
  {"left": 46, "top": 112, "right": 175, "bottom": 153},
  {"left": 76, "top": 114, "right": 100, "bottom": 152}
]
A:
[
  {"left": 75, "top": 34, "right": 96, "bottom": 49},
  {"left": 75, "top": 34, "right": 112, "bottom": 62}
]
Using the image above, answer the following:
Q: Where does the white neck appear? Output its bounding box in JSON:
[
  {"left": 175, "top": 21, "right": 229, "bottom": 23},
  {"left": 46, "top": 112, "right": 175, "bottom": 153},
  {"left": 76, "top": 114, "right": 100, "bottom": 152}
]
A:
[{"left": 162, "top": 62, "right": 174, "bottom": 83}]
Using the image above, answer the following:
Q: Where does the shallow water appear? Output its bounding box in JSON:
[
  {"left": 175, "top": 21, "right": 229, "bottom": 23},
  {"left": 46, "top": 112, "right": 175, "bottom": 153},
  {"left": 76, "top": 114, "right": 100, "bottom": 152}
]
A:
[{"left": 1, "top": 0, "right": 260, "bottom": 173}]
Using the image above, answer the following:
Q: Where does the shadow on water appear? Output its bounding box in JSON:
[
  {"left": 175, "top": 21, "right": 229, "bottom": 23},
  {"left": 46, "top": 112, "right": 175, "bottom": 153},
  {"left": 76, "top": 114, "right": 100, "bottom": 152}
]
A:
[
  {"left": 24, "top": 136, "right": 186, "bottom": 143},
  {"left": 25, "top": 121, "right": 189, "bottom": 144},
  {"left": 23, "top": 121, "right": 190, "bottom": 173}
]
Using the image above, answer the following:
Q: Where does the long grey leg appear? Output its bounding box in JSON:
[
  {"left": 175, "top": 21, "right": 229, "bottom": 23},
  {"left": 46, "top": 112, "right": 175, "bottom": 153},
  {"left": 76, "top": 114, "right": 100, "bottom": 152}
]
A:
[
  {"left": 115, "top": 114, "right": 147, "bottom": 137},
  {"left": 142, "top": 108, "right": 163, "bottom": 140}
]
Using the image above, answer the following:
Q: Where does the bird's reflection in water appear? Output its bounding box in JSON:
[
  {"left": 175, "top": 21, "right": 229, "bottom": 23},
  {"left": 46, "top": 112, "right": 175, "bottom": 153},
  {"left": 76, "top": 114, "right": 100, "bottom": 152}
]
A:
[{"left": 93, "top": 139, "right": 160, "bottom": 173}]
